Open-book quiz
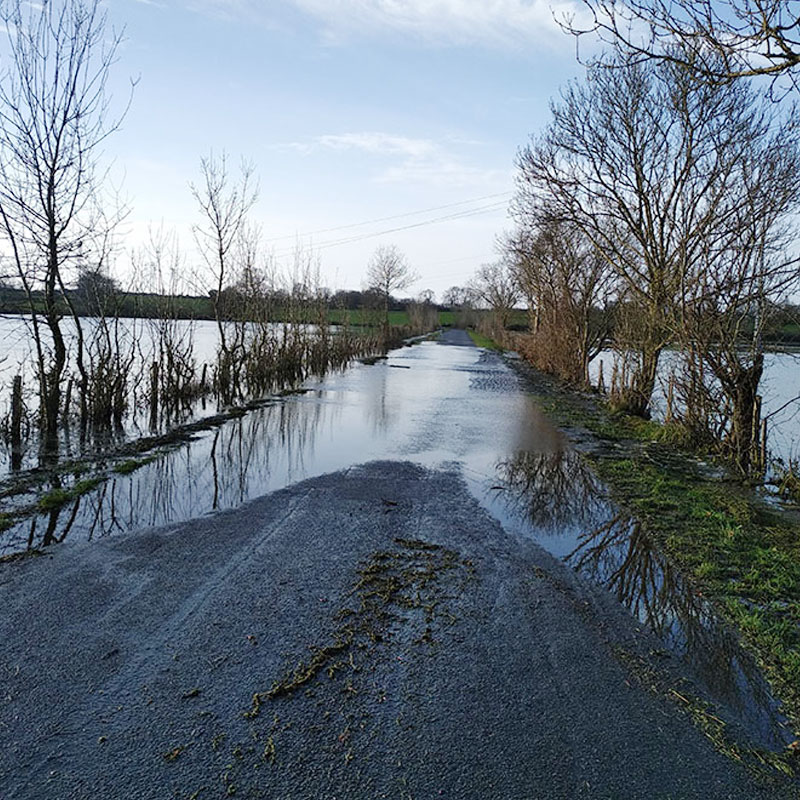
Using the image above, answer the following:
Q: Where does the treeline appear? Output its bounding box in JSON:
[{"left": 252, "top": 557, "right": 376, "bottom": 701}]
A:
[
  {"left": 460, "top": 49, "right": 800, "bottom": 478},
  {"left": 0, "top": 280, "right": 438, "bottom": 322}
]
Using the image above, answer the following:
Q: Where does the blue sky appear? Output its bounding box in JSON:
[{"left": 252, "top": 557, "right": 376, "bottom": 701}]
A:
[{"left": 108, "top": 0, "right": 584, "bottom": 298}]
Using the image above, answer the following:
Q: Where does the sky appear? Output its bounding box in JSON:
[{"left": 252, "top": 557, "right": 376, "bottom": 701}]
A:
[{"left": 103, "top": 0, "right": 585, "bottom": 299}]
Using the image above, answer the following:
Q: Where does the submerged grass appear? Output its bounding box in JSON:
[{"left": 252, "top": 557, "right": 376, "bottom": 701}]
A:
[
  {"left": 529, "top": 373, "right": 800, "bottom": 745},
  {"left": 113, "top": 455, "right": 158, "bottom": 475},
  {"left": 614, "top": 645, "right": 798, "bottom": 782},
  {"left": 36, "top": 477, "right": 102, "bottom": 512}
]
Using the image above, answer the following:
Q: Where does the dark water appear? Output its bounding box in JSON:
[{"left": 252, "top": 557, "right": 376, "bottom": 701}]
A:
[{"left": 0, "top": 337, "right": 794, "bottom": 751}]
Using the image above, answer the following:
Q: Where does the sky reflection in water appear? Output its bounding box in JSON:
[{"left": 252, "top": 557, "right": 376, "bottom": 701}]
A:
[{"left": 1, "top": 339, "right": 794, "bottom": 751}]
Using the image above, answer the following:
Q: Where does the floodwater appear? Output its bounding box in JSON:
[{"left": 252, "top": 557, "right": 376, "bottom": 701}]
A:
[
  {"left": 0, "top": 333, "right": 794, "bottom": 752},
  {"left": 589, "top": 348, "right": 800, "bottom": 465},
  {"left": 0, "top": 314, "right": 334, "bottom": 476}
]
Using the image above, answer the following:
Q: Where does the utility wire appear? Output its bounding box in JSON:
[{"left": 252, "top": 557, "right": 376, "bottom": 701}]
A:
[
  {"left": 264, "top": 191, "right": 512, "bottom": 244},
  {"left": 272, "top": 200, "right": 508, "bottom": 257}
]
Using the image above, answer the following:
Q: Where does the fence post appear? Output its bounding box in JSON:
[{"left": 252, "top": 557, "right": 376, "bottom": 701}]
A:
[
  {"left": 149, "top": 362, "right": 159, "bottom": 430},
  {"left": 11, "top": 375, "right": 22, "bottom": 471}
]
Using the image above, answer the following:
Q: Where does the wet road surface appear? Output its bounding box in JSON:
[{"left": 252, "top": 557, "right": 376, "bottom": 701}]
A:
[{"left": 0, "top": 330, "right": 797, "bottom": 798}]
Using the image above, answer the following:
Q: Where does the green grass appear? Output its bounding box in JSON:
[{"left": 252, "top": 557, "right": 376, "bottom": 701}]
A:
[
  {"left": 466, "top": 329, "right": 502, "bottom": 350},
  {"left": 37, "top": 476, "right": 103, "bottom": 512},
  {"left": 328, "top": 309, "right": 455, "bottom": 328},
  {"left": 534, "top": 385, "right": 800, "bottom": 735},
  {"left": 113, "top": 455, "right": 157, "bottom": 475},
  {"left": 327, "top": 309, "right": 411, "bottom": 327}
]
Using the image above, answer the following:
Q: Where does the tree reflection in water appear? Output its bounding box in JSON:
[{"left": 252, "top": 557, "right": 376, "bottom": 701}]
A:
[
  {"left": 495, "top": 447, "right": 607, "bottom": 532},
  {"left": 495, "top": 448, "right": 794, "bottom": 750},
  {"left": 1, "top": 396, "right": 333, "bottom": 556}
]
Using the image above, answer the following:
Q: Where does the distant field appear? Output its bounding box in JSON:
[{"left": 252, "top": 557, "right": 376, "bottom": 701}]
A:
[{"left": 328, "top": 309, "right": 460, "bottom": 328}]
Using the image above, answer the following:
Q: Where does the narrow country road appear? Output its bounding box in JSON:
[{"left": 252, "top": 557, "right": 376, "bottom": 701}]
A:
[{"left": 0, "top": 331, "right": 795, "bottom": 799}]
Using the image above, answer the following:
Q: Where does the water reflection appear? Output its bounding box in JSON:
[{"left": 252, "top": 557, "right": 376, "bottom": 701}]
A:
[
  {"left": 494, "top": 448, "right": 794, "bottom": 750},
  {"left": 0, "top": 339, "right": 793, "bottom": 753},
  {"left": 495, "top": 448, "right": 605, "bottom": 531}
]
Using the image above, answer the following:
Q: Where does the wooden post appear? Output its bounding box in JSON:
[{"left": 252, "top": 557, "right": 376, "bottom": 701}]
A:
[
  {"left": 149, "top": 362, "right": 159, "bottom": 430},
  {"left": 753, "top": 395, "right": 763, "bottom": 470},
  {"left": 597, "top": 359, "right": 605, "bottom": 394},
  {"left": 200, "top": 362, "right": 208, "bottom": 391},
  {"left": 11, "top": 375, "right": 22, "bottom": 471},
  {"left": 760, "top": 418, "right": 768, "bottom": 473},
  {"left": 63, "top": 378, "right": 73, "bottom": 425},
  {"left": 665, "top": 375, "right": 675, "bottom": 424}
]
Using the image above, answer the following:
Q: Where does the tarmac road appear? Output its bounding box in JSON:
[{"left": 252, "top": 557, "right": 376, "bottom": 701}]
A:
[
  {"left": 1, "top": 458, "right": 797, "bottom": 799},
  {"left": 0, "top": 329, "right": 796, "bottom": 799}
]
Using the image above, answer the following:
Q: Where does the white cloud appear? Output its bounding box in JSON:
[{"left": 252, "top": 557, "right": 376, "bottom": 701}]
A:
[
  {"left": 287, "top": 0, "right": 580, "bottom": 49},
  {"left": 282, "top": 131, "right": 510, "bottom": 189},
  {"left": 185, "top": 0, "right": 581, "bottom": 49},
  {"left": 316, "top": 132, "right": 438, "bottom": 159}
]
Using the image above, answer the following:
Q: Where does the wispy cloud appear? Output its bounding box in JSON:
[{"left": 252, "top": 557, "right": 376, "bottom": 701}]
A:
[
  {"left": 316, "top": 132, "right": 438, "bottom": 159},
  {"left": 185, "top": 0, "right": 580, "bottom": 49},
  {"left": 287, "top": 0, "right": 579, "bottom": 50},
  {"left": 282, "top": 131, "right": 510, "bottom": 189}
]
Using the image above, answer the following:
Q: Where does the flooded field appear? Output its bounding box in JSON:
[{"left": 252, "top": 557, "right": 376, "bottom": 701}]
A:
[
  {"left": 0, "top": 333, "right": 794, "bottom": 753},
  {"left": 590, "top": 348, "right": 800, "bottom": 465},
  {"left": 0, "top": 314, "right": 354, "bottom": 477}
]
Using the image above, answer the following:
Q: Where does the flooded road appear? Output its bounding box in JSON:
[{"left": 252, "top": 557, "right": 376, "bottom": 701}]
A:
[{"left": 1, "top": 329, "right": 795, "bottom": 758}]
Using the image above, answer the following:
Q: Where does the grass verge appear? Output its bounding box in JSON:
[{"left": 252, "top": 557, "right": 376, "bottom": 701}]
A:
[
  {"left": 466, "top": 329, "right": 502, "bottom": 350},
  {"left": 529, "top": 375, "right": 800, "bottom": 745}
]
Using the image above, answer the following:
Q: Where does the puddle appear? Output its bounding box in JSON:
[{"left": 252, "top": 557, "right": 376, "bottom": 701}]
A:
[
  {"left": 0, "top": 336, "right": 794, "bottom": 751},
  {"left": 487, "top": 447, "right": 794, "bottom": 752}
]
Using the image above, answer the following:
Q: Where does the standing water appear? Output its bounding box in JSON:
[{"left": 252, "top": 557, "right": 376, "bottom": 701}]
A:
[{"left": 0, "top": 329, "right": 794, "bottom": 752}]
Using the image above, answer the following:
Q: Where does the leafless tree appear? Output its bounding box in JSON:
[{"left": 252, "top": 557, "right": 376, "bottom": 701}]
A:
[
  {"left": 191, "top": 152, "right": 258, "bottom": 399},
  {"left": 469, "top": 261, "right": 520, "bottom": 335},
  {"left": 514, "top": 51, "right": 784, "bottom": 416},
  {"left": 441, "top": 286, "right": 470, "bottom": 309},
  {"left": 566, "top": 0, "right": 800, "bottom": 89},
  {"left": 505, "top": 220, "right": 617, "bottom": 385},
  {"left": 365, "top": 244, "right": 417, "bottom": 342},
  {"left": 0, "top": 0, "right": 128, "bottom": 458},
  {"left": 675, "top": 130, "right": 800, "bottom": 474}
]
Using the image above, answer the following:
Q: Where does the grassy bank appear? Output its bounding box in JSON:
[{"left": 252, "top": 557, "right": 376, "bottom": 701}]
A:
[
  {"left": 466, "top": 328, "right": 502, "bottom": 349},
  {"left": 524, "top": 368, "right": 800, "bottom": 740}
]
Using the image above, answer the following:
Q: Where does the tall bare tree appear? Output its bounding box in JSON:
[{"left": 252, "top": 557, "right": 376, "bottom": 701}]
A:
[
  {"left": 514, "top": 51, "right": 783, "bottom": 416},
  {"left": 675, "top": 128, "right": 800, "bottom": 474},
  {"left": 0, "top": 0, "right": 127, "bottom": 458},
  {"left": 191, "top": 152, "right": 258, "bottom": 398}
]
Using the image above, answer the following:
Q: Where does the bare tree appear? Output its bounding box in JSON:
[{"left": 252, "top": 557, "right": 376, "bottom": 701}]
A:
[
  {"left": 191, "top": 152, "right": 258, "bottom": 398},
  {"left": 674, "top": 131, "right": 800, "bottom": 474},
  {"left": 469, "top": 261, "right": 520, "bottom": 335},
  {"left": 514, "top": 51, "right": 781, "bottom": 416},
  {"left": 567, "top": 0, "right": 800, "bottom": 88},
  {"left": 505, "top": 221, "right": 617, "bottom": 385},
  {"left": 365, "top": 244, "right": 417, "bottom": 342},
  {"left": 441, "top": 286, "right": 470, "bottom": 309},
  {"left": 0, "top": 0, "right": 128, "bottom": 458}
]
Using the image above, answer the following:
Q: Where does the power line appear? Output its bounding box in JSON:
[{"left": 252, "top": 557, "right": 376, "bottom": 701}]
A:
[
  {"left": 264, "top": 191, "right": 512, "bottom": 244},
  {"left": 272, "top": 200, "right": 509, "bottom": 258}
]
